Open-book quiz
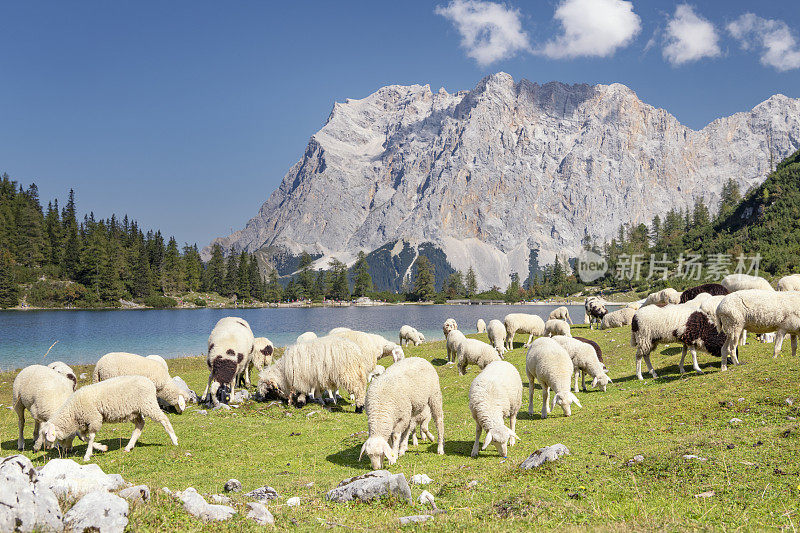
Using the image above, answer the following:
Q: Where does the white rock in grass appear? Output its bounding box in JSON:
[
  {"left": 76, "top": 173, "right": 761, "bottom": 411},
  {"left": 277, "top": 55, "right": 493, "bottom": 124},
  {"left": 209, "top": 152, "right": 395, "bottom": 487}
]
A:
[
  {"left": 399, "top": 514, "right": 433, "bottom": 525},
  {"left": 519, "top": 444, "right": 570, "bottom": 469},
  {"left": 118, "top": 484, "right": 150, "bottom": 503},
  {"left": 409, "top": 474, "right": 432, "bottom": 485},
  {"left": 418, "top": 490, "right": 436, "bottom": 508},
  {"left": 37, "top": 459, "right": 127, "bottom": 499},
  {"left": 210, "top": 494, "right": 231, "bottom": 504},
  {"left": 730, "top": 418, "right": 743, "bottom": 425},
  {"left": 246, "top": 502, "right": 275, "bottom": 526},
  {"left": 286, "top": 496, "right": 300, "bottom": 507},
  {"left": 179, "top": 488, "right": 236, "bottom": 522},
  {"left": 63, "top": 490, "right": 129, "bottom": 533}
]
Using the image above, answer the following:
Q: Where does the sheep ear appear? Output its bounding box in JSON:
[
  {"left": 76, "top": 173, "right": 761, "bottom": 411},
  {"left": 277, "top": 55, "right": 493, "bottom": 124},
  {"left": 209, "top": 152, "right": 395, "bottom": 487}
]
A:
[
  {"left": 606, "top": 376, "right": 613, "bottom": 384},
  {"left": 482, "top": 431, "right": 493, "bottom": 450},
  {"left": 178, "top": 395, "right": 186, "bottom": 412},
  {"left": 510, "top": 430, "right": 521, "bottom": 442},
  {"left": 383, "top": 442, "right": 396, "bottom": 464},
  {"left": 359, "top": 442, "right": 367, "bottom": 461},
  {"left": 591, "top": 376, "right": 599, "bottom": 388},
  {"left": 570, "top": 393, "right": 583, "bottom": 408}
]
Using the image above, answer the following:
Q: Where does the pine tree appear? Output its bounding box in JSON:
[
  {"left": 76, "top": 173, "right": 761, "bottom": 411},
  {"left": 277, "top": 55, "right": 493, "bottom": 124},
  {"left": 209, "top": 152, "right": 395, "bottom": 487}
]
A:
[
  {"left": 297, "top": 252, "right": 315, "bottom": 298},
  {"left": 0, "top": 248, "right": 19, "bottom": 308},
  {"left": 248, "top": 254, "right": 263, "bottom": 300},
  {"left": 162, "top": 237, "right": 183, "bottom": 293},
  {"left": 44, "top": 200, "right": 62, "bottom": 267},
  {"left": 465, "top": 266, "right": 477, "bottom": 297},
  {"left": 237, "top": 251, "right": 250, "bottom": 299},
  {"left": 284, "top": 278, "right": 299, "bottom": 301},
  {"left": 132, "top": 243, "right": 152, "bottom": 298},
  {"left": 329, "top": 258, "right": 350, "bottom": 300},
  {"left": 204, "top": 244, "right": 225, "bottom": 294},
  {"left": 352, "top": 251, "right": 373, "bottom": 297},
  {"left": 505, "top": 272, "right": 521, "bottom": 302},
  {"left": 13, "top": 184, "right": 46, "bottom": 268},
  {"left": 444, "top": 271, "right": 465, "bottom": 298},
  {"left": 313, "top": 269, "right": 327, "bottom": 300},
  {"left": 224, "top": 251, "right": 239, "bottom": 297},
  {"left": 413, "top": 255, "right": 436, "bottom": 301},
  {"left": 183, "top": 244, "right": 203, "bottom": 292},
  {"left": 264, "top": 269, "right": 283, "bottom": 302},
  {"left": 61, "top": 190, "right": 80, "bottom": 279}
]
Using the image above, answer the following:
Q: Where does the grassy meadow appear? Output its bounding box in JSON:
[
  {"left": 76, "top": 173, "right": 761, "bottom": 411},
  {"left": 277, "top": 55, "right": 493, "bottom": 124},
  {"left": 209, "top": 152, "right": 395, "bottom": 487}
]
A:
[{"left": 0, "top": 324, "right": 798, "bottom": 531}]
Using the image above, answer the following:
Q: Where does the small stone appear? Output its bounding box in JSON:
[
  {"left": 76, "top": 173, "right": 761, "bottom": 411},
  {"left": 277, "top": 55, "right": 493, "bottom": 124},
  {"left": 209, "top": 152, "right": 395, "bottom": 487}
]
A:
[
  {"left": 162, "top": 487, "right": 172, "bottom": 495},
  {"left": 730, "top": 418, "right": 743, "bottom": 425},
  {"left": 737, "top": 397, "right": 745, "bottom": 402},
  {"left": 224, "top": 479, "right": 242, "bottom": 493},
  {"left": 326, "top": 471, "right": 412, "bottom": 503},
  {"left": 519, "top": 444, "right": 570, "bottom": 469},
  {"left": 232, "top": 390, "right": 250, "bottom": 404},
  {"left": 179, "top": 488, "right": 236, "bottom": 521},
  {"left": 399, "top": 514, "right": 433, "bottom": 525},
  {"left": 246, "top": 502, "right": 274, "bottom": 526},
  {"left": 286, "top": 496, "right": 300, "bottom": 507},
  {"left": 418, "top": 490, "right": 436, "bottom": 508},
  {"left": 246, "top": 485, "right": 280, "bottom": 501},
  {"left": 79, "top": 373, "right": 88, "bottom": 380},
  {"left": 410, "top": 474, "right": 433, "bottom": 485},
  {"left": 682, "top": 454, "right": 707, "bottom": 462},
  {"left": 210, "top": 494, "right": 231, "bottom": 504},
  {"left": 213, "top": 404, "right": 231, "bottom": 411},
  {"left": 304, "top": 482, "right": 315, "bottom": 488},
  {"left": 196, "top": 410, "right": 208, "bottom": 416},
  {"left": 786, "top": 398, "right": 794, "bottom": 406},
  {"left": 63, "top": 490, "right": 129, "bottom": 532},
  {"left": 118, "top": 484, "right": 150, "bottom": 503},
  {"left": 466, "top": 480, "right": 478, "bottom": 489},
  {"left": 695, "top": 490, "right": 715, "bottom": 499}
]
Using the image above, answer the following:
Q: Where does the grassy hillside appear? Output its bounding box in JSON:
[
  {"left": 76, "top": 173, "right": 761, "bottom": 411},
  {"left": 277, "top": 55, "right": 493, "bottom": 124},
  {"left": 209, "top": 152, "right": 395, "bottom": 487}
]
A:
[{"left": 0, "top": 326, "right": 797, "bottom": 530}]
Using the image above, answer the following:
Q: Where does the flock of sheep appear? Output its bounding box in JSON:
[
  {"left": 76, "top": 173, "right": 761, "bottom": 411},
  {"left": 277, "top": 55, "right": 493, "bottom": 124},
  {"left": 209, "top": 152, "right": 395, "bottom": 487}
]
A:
[{"left": 11, "top": 271, "right": 797, "bottom": 469}]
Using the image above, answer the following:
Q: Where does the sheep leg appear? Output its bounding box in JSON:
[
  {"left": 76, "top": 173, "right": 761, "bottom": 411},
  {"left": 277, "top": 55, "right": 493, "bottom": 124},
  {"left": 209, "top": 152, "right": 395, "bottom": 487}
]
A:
[
  {"left": 643, "top": 353, "right": 657, "bottom": 378},
  {"left": 690, "top": 347, "right": 703, "bottom": 373},
  {"left": 399, "top": 424, "right": 413, "bottom": 456},
  {"left": 430, "top": 397, "right": 445, "bottom": 455},
  {"left": 509, "top": 412, "right": 517, "bottom": 446},
  {"left": 581, "top": 371, "right": 587, "bottom": 392},
  {"left": 470, "top": 423, "right": 482, "bottom": 458},
  {"left": 573, "top": 370, "right": 580, "bottom": 393},
  {"left": 15, "top": 402, "right": 25, "bottom": 451},
  {"left": 201, "top": 374, "right": 213, "bottom": 404},
  {"left": 679, "top": 345, "right": 687, "bottom": 375},
  {"left": 774, "top": 331, "right": 786, "bottom": 358},
  {"left": 527, "top": 373, "right": 536, "bottom": 415},
  {"left": 740, "top": 329, "right": 747, "bottom": 346},
  {"left": 721, "top": 336, "right": 735, "bottom": 371},
  {"left": 83, "top": 432, "right": 97, "bottom": 462},
  {"left": 541, "top": 387, "right": 550, "bottom": 419},
  {"left": 146, "top": 408, "right": 179, "bottom": 446},
  {"left": 124, "top": 416, "right": 145, "bottom": 452},
  {"left": 635, "top": 349, "right": 644, "bottom": 380},
  {"left": 524, "top": 333, "right": 534, "bottom": 347},
  {"left": 792, "top": 334, "right": 797, "bottom": 357}
]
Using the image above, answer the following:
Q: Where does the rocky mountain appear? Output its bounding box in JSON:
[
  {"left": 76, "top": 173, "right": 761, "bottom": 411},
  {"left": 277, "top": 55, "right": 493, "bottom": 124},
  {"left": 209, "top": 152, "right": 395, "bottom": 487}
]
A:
[{"left": 205, "top": 72, "right": 800, "bottom": 290}]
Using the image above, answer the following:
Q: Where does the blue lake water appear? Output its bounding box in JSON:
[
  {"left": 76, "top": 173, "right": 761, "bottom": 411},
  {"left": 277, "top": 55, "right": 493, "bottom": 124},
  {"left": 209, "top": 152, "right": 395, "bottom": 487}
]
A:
[{"left": 0, "top": 304, "right": 597, "bottom": 370}]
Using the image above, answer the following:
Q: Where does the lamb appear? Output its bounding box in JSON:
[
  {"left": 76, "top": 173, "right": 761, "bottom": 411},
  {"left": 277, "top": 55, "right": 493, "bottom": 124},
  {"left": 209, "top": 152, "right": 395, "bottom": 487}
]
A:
[
  {"left": 551, "top": 336, "right": 611, "bottom": 393},
  {"left": 446, "top": 329, "right": 467, "bottom": 362},
  {"left": 476, "top": 319, "right": 486, "bottom": 333},
  {"left": 93, "top": 352, "right": 187, "bottom": 413},
  {"left": 486, "top": 319, "right": 507, "bottom": 357},
  {"left": 359, "top": 357, "right": 444, "bottom": 469},
  {"left": 525, "top": 337, "right": 581, "bottom": 418},
  {"left": 399, "top": 325, "right": 425, "bottom": 346},
  {"left": 717, "top": 289, "right": 800, "bottom": 370},
  {"left": 13, "top": 365, "right": 76, "bottom": 451},
  {"left": 296, "top": 331, "right": 318, "bottom": 343},
  {"left": 456, "top": 338, "right": 502, "bottom": 375},
  {"left": 503, "top": 313, "right": 545, "bottom": 350},
  {"left": 407, "top": 405, "right": 436, "bottom": 447},
  {"left": 679, "top": 283, "right": 728, "bottom": 303},
  {"left": 41, "top": 375, "right": 179, "bottom": 462},
  {"left": 468, "top": 360, "right": 522, "bottom": 458},
  {"left": 630, "top": 294, "right": 722, "bottom": 379},
  {"left": 600, "top": 307, "right": 636, "bottom": 329},
  {"left": 544, "top": 319, "right": 571, "bottom": 338},
  {"left": 145, "top": 354, "right": 169, "bottom": 370},
  {"left": 203, "top": 317, "right": 255, "bottom": 405},
  {"left": 47, "top": 361, "right": 77, "bottom": 389},
  {"left": 720, "top": 273, "right": 774, "bottom": 292},
  {"left": 643, "top": 287, "right": 682, "bottom": 307},
  {"left": 548, "top": 306, "right": 573, "bottom": 325},
  {"left": 584, "top": 297, "right": 608, "bottom": 329},
  {"left": 257, "top": 335, "right": 369, "bottom": 411},
  {"left": 442, "top": 318, "right": 458, "bottom": 337},
  {"left": 777, "top": 274, "right": 800, "bottom": 292}
]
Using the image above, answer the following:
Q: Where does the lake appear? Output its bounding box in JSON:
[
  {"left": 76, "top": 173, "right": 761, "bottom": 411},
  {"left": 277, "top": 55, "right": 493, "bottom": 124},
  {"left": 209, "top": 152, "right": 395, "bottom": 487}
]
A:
[{"left": 0, "top": 304, "right": 597, "bottom": 370}]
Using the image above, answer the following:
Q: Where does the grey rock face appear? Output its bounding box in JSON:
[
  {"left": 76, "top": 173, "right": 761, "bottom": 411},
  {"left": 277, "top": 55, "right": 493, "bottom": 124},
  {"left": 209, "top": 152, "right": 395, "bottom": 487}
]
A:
[
  {"left": 37, "top": 459, "right": 127, "bottom": 499},
  {"left": 246, "top": 485, "right": 279, "bottom": 501},
  {"left": 0, "top": 455, "right": 63, "bottom": 532},
  {"left": 326, "top": 470, "right": 412, "bottom": 503},
  {"left": 519, "top": 443, "right": 570, "bottom": 469},
  {"left": 207, "top": 72, "right": 800, "bottom": 289},
  {"left": 246, "top": 502, "right": 275, "bottom": 525},
  {"left": 399, "top": 514, "right": 433, "bottom": 525},
  {"left": 224, "top": 479, "right": 241, "bottom": 492},
  {"left": 118, "top": 484, "right": 150, "bottom": 503},
  {"left": 63, "top": 490, "right": 129, "bottom": 533},
  {"left": 409, "top": 473, "right": 432, "bottom": 485},
  {"left": 178, "top": 488, "right": 236, "bottom": 522}
]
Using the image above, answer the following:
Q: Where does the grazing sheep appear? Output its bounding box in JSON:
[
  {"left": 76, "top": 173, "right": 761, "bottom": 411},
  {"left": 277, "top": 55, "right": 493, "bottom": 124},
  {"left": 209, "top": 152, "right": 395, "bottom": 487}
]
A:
[
  {"left": 720, "top": 273, "right": 774, "bottom": 292},
  {"left": 476, "top": 319, "right": 486, "bottom": 333},
  {"left": 679, "top": 283, "right": 728, "bottom": 303},
  {"left": 486, "top": 319, "right": 507, "bottom": 357},
  {"left": 551, "top": 336, "right": 611, "bottom": 392},
  {"left": 399, "top": 325, "right": 425, "bottom": 346},
  {"left": 296, "top": 331, "right": 318, "bottom": 343},
  {"left": 47, "top": 361, "right": 77, "bottom": 389},
  {"left": 544, "top": 319, "right": 571, "bottom": 338},
  {"left": 572, "top": 336, "right": 604, "bottom": 366},
  {"left": 258, "top": 335, "right": 369, "bottom": 411},
  {"left": 145, "top": 354, "right": 169, "bottom": 370},
  {"left": 456, "top": 339, "right": 502, "bottom": 376},
  {"left": 330, "top": 329, "right": 404, "bottom": 365},
  {"left": 468, "top": 361, "right": 522, "bottom": 458},
  {"left": 584, "top": 297, "right": 608, "bottom": 329},
  {"left": 626, "top": 301, "right": 642, "bottom": 310},
  {"left": 93, "top": 352, "right": 187, "bottom": 413},
  {"left": 643, "top": 287, "right": 682, "bottom": 307},
  {"left": 525, "top": 337, "right": 581, "bottom": 418},
  {"left": 442, "top": 318, "right": 458, "bottom": 338},
  {"left": 718, "top": 289, "right": 800, "bottom": 370},
  {"left": 600, "top": 307, "right": 636, "bottom": 329},
  {"left": 503, "top": 313, "right": 545, "bottom": 350},
  {"left": 630, "top": 295, "right": 722, "bottom": 379},
  {"left": 548, "top": 306, "right": 573, "bottom": 325},
  {"left": 446, "top": 329, "right": 467, "bottom": 362},
  {"left": 203, "top": 317, "right": 255, "bottom": 405},
  {"left": 251, "top": 337, "right": 275, "bottom": 373},
  {"left": 360, "top": 357, "right": 444, "bottom": 469},
  {"left": 41, "top": 375, "right": 179, "bottom": 462},
  {"left": 13, "top": 365, "right": 76, "bottom": 451},
  {"left": 777, "top": 274, "right": 800, "bottom": 292}
]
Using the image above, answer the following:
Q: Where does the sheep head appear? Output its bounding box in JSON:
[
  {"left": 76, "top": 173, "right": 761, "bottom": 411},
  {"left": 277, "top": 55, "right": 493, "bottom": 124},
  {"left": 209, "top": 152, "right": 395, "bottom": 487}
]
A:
[
  {"left": 359, "top": 436, "right": 396, "bottom": 469},
  {"left": 390, "top": 346, "right": 405, "bottom": 362},
  {"left": 591, "top": 374, "right": 612, "bottom": 392},
  {"left": 481, "top": 426, "right": 520, "bottom": 458},
  {"left": 553, "top": 391, "right": 583, "bottom": 416}
]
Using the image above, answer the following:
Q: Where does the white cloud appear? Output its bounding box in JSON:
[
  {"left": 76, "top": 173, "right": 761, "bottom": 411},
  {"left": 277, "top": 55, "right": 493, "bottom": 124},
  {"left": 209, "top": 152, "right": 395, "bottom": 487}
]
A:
[
  {"left": 435, "top": 0, "right": 531, "bottom": 66},
  {"left": 662, "top": 4, "right": 721, "bottom": 65},
  {"left": 539, "top": 0, "right": 641, "bottom": 59},
  {"left": 727, "top": 13, "right": 800, "bottom": 71}
]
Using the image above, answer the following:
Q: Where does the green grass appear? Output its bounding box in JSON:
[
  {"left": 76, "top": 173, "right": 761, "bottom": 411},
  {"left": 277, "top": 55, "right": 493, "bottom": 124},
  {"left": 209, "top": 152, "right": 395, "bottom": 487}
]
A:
[{"left": 1, "top": 326, "right": 798, "bottom": 531}]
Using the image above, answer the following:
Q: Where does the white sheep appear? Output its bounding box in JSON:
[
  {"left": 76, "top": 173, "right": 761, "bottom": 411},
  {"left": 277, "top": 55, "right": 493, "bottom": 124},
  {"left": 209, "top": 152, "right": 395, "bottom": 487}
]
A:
[
  {"left": 551, "top": 335, "right": 612, "bottom": 392},
  {"left": 331, "top": 329, "right": 404, "bottom": 365},
  {"left": 203, "top": 317, "right": 255, "bottom": 404},
  {"left": 251, "top": 337, "right": 275, "bottom": 374},
  {"left": 720, "top": 273, "right": 774, "bottom": 292},
  {"left": 643, "top": 288, "right": 682, "bottom": 307},
  {"left": 777, "top": 274, "right": 800, "bottom": 291},
  {"left": 13, "top": 365, "right": 76, "bottom": 451},
  {"left": 446, "top": 329, "right": 467, "bottom": 362},
  {"left": 359, "top": 357, "right": 444, "bottom": 469},
  {"left": 257, "top": 335, "right": 369, "bottom": 411},
  {"left": 296, "top": 331, "right": 318, "bottom": 343},
  {"left": 456, "top": 338, "right": 502, "bottom": 375},
  {"left": 442, "top": 318, "right": 458, "bottom": 337},
  {"left": 526, "top": 337, "right": 581, "bottom": 418},
  {"left": 93, "top": 352, "right": 187, "bottom": 413},
  {"left": 41, "top": 375, "right": 179, "bottom": 462},
  {"left": 476, "top": 319, "right": 486, "bottom": 333},
  {"left": 145, "top": 354, "right": 169, "bottom": 370},
  {"left": 718, "top": 289, "right": 800, "bottom": 370},
  {"left": 486, "top": 319, "right": 507, "bottom": 357},
  {"left": 584, "top": 297, "right": 608, "bottom": 329},
  {"left": 468, "top": 360, "right": 522, "bottom": 458},
  {"left": 544, "top": 319, "right": 571, "bottom": 338},
  {"left": 328, "top": 327, "right": 351, "bottom": 335},
  {"left": 600, "top": 307, "right": 636, "bottom": 329},
  {"left": 47, "top": 361, "right": 77, "bottom": 389},
  {"left": 399, "top": 325, "right": 425, "bottom": 346},
  {"left": 368, "top": 365, "right": 386, "bottom": 382},
  {"left": 503, "top": 313, "right": 545, "bottom": 350},
  {"left": 548, "top": 306, "right": 573, "bottom": 325}
]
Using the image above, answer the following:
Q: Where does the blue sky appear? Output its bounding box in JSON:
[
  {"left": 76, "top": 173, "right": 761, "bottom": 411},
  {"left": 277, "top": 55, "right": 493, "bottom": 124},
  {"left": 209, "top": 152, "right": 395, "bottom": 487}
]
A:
[{"left": 1, "top": 1, "right": 798, "bottom": 247}]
